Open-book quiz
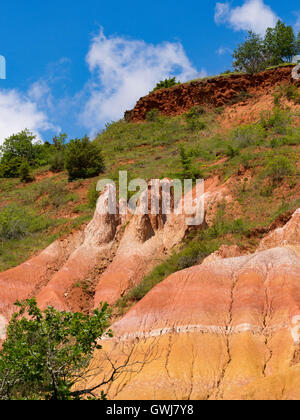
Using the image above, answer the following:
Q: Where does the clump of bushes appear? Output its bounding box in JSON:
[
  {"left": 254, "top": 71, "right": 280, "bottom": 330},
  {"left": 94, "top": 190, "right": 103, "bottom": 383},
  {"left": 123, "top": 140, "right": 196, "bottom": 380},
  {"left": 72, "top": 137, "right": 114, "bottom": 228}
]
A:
[
  {"left": 232, "top": 124, "right": 266, "bottom": 148},
  {"left": 0, "top": 205, "right": 50, "bottom": 241},
  {"left": 260, "top": 108, "right": 291, "bottom": 135},
  {"left": 185, "top": 106, "right": 206, "bottom": 132},
  {"left": 19, "top": 161, "right": 34, "bottom": 183},
  {"left": 146, "top": 108, "right": 160, "bottom": 122},
  {"left": 87, "top": 182, "right": 99, "bottom": 209},
  {"left": 151, "top": 77, "right": 180, "bottom": 93},
  {"left": 65, "top": 136, "right": 105, "bottom": 182},
  {"left": 265, "top": 155, "right": 296, "bottom": 183}
]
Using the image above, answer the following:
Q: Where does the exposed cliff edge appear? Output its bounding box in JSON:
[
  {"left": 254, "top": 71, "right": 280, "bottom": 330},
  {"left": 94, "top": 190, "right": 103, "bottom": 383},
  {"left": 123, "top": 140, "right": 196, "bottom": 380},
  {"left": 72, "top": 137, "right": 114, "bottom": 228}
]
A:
[{"left": 124, "top": 66, "right": 297, "bottom": 122}]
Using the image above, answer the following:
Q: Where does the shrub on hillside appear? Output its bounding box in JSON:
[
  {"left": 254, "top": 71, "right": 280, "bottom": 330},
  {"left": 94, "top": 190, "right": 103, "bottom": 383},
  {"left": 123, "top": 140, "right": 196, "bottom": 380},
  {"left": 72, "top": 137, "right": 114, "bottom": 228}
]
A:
[
  {"left": 151, "top": 77, "right": 180, "bottom": 93},
  {"left": 0, "top": 129, "right": 53, "bottom": 177},
  {"left": 185, "top": 106, "right": 206, "bottom": 119},
  {"left": 232, "top": 124, "right": 266, "bottom": 148},
  {"left": 49, "top": 151, "right": 65, "bottom": 173},
  {"left": 87, "top": 182, "right": 99, "bottom": 209},
  {"left": 260, "top": 108, "right": 291, "bottom": 135},
  {"left": 146, "top": 108, "right": 160, "bottom": 122},
  {"left": 19, "top": 161, "right": 34, "bottom": 183},
  {"left": 65, "top": 136, "right": 105, "bottom": 182},
  {"left": 0, "top": 205, "right": 49, "bottom": 241},
  {"left": 0, "top": 156, "right": 24, "bottom": 178},
  {"left": 265, "top": 155, "right": 296, "bottom": 183}
]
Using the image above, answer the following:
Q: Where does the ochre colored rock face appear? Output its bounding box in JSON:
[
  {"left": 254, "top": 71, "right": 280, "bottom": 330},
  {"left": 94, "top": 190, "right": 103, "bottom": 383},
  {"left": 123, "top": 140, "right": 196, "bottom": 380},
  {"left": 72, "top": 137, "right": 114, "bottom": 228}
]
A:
[{"left": 86, "top": 210, "right": 300, "bottom": 400}]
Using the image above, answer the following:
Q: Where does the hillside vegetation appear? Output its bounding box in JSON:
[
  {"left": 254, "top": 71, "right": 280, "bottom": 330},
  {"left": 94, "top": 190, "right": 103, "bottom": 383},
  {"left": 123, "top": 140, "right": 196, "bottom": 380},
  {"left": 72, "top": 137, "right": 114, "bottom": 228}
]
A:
[{"left": 0, "top": 82, "right": 299, "bottom": 289}]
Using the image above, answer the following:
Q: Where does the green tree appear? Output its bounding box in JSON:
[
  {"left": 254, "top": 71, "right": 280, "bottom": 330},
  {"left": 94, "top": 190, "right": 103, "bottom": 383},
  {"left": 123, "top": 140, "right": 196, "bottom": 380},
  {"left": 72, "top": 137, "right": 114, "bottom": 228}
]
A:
[
  {"left": 264, "top": 20, "right": 297, "bottom": 64},
  {"left": 151, "top": 77, "right": 180, "bottom": 93},
  {"left": 52, "top": 133, "right": 68, "bottom": 151},
  {"left": 232, "top": 31, "right": 267, "bottom": 74},
  {"left": 19, "top": 160, "right": 34, "bottom": 183},
  {"left": 0, "top": 299, "right": 113, "bottom": 400},
  {"left": 0, "top": 129, "right": 36, "bottom": 163},
  {"left": 65, "top": 136, "right": 105, "bottom": 181}
]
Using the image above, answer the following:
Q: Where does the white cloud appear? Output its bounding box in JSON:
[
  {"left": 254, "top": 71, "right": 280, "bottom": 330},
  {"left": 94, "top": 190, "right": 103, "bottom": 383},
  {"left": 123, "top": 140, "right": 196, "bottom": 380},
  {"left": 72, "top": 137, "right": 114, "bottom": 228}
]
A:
[
  {"left": 215, "top": 0, "right": 278, "bottom": 34},
  {"left": 0, "top": 88, "right": 57, "bottom": 144},
  {"left": 217, "top": 46, "right": 232, "bottom": 56},
  {"left": 81, "top": 29, "right": 205, "bottom": 134}
]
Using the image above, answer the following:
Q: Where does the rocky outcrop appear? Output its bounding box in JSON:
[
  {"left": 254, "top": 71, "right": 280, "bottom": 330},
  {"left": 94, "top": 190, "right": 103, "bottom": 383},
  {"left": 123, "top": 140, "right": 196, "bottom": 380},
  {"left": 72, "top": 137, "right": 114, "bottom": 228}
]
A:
[
  {"left": 86, "top": 209, "right": 300, "bottom": 400},
  {"left": 125, "top": 66, "right": 297, "bottom": 122},
  {"left": 0, "top": 179, "right": 223, "bottom": 336}
]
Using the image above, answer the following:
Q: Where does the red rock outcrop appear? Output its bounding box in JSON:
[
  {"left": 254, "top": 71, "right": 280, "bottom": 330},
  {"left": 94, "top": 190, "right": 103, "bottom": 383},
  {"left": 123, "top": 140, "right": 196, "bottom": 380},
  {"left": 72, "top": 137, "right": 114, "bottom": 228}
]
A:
[
  {"left": 125, "top": 66, "right": 297, "bottom": 122},
  {"left": 86, "top": 209, "right": 300, "bottom": 400}
]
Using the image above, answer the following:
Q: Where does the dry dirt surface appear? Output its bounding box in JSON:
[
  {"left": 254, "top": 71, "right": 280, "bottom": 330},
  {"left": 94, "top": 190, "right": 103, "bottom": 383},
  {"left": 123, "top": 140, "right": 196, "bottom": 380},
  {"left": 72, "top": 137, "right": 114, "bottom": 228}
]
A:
[{"left": 84, "top": 210, "right": 300, "bottom": 400}]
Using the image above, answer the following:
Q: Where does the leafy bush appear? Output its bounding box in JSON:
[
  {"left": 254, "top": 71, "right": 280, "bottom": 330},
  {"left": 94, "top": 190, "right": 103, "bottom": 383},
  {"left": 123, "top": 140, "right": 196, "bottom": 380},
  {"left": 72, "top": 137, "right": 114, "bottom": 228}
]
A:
[
  {"left": 65, "top": 136, "right": 105, "bottom": 182},
  {"left": 0, "top": 299, "right": 112, "bottom": 400},
  {"left": 265, "top": 155, "right": 296, "bottom": 183},
  {"left": 186, "top": 119, "right": 206, "bottom": 132},
  {"left": 151, "top": 77, "right": 180, "bottom": 92},
  {"left": 0, "top": 205, "right": 50, "bottom": 241},
  {"left": 19, "top": 161, "right": 34, "bottom": 183},
  {"left": 232, "top": 124, "right": 266, "bottom": 148},
  {"left": 225, "top": 145, "right": 240, "bottom": 158},
  {"left": 260, "top": 108, "right": 291, "bottom": 135},
  {"left": 0, "top": 156, "right": 24, "bottom": 178},
  {"left": 282, "top": 85, "right": 300, "bottom": 104},
  {"left": 49, "top": 151, "right": 65, "bottom": 173},
  {"left": 179, "top": 145, "right": 203, "bottom": 180},
  {"left": 146, "top": 109, "right": 160, "bottom": 122},
  {"left": 87, "top": 182, "right": 99, "bottom": 209},
  {"left": 186, "top": 106, "right": 206, "bottom": 119}
]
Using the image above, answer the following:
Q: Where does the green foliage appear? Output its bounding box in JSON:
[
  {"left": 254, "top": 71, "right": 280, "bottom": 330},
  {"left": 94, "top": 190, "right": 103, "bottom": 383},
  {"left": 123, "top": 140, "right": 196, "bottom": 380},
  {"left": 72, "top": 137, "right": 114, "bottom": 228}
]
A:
[
  {"left": 52, "top": 133, "right": 68, "bottom": 151},
  {"left": 146, "top": 108, "right": 160, "bottom": 122},
  {"left": 49, "top": 151, "right": 65, "bottom": 173},
  {"left": 65, "top": 136, "right": 105, "bottom": 181},
  {"left": 0, "top": 205, "right": 50, "bottom": 241},
  {"left": 282, "top": 84, "right": 300, "bottom": 105},
  {"left": 0, "top": 299, "right": 112, "bottom": 400},
  {"left": 0, "top": 130, "right": 56, "bottom": 177},
  {"left": 232, "top": 31, "right": 267, "bottom": 74},
  {"left": 151, "top": 77, "right": 180, "bottom": 92},
  {"left": 0, "top": 129, "right": 36, "bottom": 163},
  {"left": 232, "top": 124, "right": 266, "bottom": 148},
  {"left": 265, "top": 155, "right": 296, "bottom": 183},
  {"left": 179, "top": 145, "right": 202, "bottom": 180},
  {"left": 185, "top": 106, "right": 206, "bottom": 131},
  {"left": 232, "top": 21, "right": 299, "bottom": 74},
  {"left": 260, "top": 107, "right": 291, "bottom": 135},
  {"left": 19, "top": 161, "right": 34, "bottom": 184},
  {"left": 87, "top": 182, "right": 99, "bottom": 209},
  {"left": 185, "top": 106, "right": 206, "bottom": 119},
  {"left": 0, "top": 156, "right": 24, "bottom": 178},
  {"left": 264, "top": 20, "right": 298, "bottom": 64},
  {"left": 225, "top": 145, "right": 240, "bottom": 158}
]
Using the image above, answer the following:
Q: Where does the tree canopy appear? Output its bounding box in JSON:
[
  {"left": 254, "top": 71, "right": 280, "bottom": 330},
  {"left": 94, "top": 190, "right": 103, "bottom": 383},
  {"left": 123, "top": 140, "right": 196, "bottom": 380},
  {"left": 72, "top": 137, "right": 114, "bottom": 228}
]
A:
[
  {"left": 232, "top": 20, "right": 300, "bottom": 74},
  {"left": 0, "top": 299, "right": 112, "bottom": 400}
]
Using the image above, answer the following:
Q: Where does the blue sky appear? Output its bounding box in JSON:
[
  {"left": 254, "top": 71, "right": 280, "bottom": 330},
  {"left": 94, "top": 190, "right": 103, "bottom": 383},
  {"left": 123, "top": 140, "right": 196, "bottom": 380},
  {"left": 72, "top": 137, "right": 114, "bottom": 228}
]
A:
[{"left": 0, "top": 0, "right": 299, "bottom": 143}]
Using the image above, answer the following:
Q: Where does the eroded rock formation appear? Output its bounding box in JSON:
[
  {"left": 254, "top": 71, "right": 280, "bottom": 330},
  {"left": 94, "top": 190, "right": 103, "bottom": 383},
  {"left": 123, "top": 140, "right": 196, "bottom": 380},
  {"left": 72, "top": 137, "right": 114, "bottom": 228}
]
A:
[
  {"left": 86, "top": 209, "right": 300, "bottom": 400},
  {"left": 0, "top": 179, "right": 223, "bottom": 336}
]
